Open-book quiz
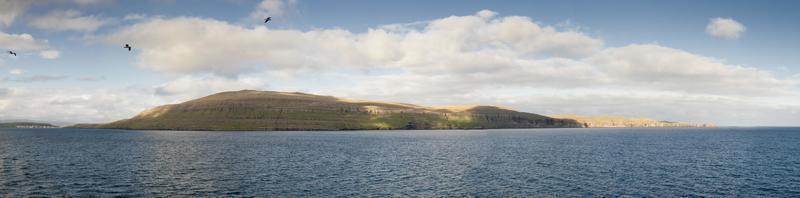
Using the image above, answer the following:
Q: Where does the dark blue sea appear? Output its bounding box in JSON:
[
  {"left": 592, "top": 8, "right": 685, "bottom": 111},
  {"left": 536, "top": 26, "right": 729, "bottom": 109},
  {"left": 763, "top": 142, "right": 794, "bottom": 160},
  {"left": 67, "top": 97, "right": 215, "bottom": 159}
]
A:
[{"left": 1, "top": 127, "right": 799, "bottom": 197}]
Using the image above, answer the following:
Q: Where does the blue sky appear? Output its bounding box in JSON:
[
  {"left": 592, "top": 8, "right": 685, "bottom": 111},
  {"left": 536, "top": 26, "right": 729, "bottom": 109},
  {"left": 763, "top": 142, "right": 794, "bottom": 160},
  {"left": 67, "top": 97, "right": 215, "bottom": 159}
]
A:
[{"left": 1, "top": 0, "right": 798, "bottom": 126}]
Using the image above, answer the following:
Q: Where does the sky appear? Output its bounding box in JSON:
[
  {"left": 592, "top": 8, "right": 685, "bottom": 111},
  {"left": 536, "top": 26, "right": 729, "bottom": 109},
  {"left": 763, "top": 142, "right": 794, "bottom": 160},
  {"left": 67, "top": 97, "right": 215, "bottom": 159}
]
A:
[{"left": 0, "top": 0, "right": 798, "bottom": 126}]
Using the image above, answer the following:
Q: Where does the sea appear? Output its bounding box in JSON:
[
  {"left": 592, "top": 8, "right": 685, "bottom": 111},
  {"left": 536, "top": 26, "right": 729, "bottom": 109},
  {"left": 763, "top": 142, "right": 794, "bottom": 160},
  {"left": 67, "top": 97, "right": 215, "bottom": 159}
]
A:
[{"left": 1, "top": 127, "right": 799, "bottom": 197}]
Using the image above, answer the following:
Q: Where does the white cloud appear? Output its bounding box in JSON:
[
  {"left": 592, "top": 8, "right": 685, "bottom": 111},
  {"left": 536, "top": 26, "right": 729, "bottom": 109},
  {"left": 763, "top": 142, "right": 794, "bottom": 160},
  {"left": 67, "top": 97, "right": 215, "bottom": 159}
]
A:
[
  {"left": 123, "top": 13, "right": 147, "bottom": 21},
  {"left": 706, "top": 17, "right": 745, "bottom": 40},
  {"left": 39, "top": 50, "right": 60, "bottom": 59},
  {"left": 101, "top": 10, "right": 794, "bottom": 96},
  {"left": 154, "top": 75, "right": 268, "bottom": 101},
  {"left": 29, "top": 10, "right": 109, "bottom": 32},
  {"left": 587, "top": 44, "right": 791, "bottom": 95},
  {"left": 0, "top": 31, "right": 49, "bottom": 50},
  {"left": 476, "top": 9, "right": 497, "bottom": 19},
  {"left": 0, "top": 0, "right": 112, "bottom": 28},
  {"left": 0, "top": 87, "right": 163, "bottom": 124},
  {"left": 104, "top": 10, "right": 602, "bottom": 76},
  {"left": 0, "top": 0, "right": 31, "bottom": 27},
  {"left": 9, "top": 69, "right": 23, "bottom": 75},
  {"left": 250, "top": 0, "right": 296, "bottom": 19},
  {"left": 107, "top": 11, "right": 789, "bottom": 97}
]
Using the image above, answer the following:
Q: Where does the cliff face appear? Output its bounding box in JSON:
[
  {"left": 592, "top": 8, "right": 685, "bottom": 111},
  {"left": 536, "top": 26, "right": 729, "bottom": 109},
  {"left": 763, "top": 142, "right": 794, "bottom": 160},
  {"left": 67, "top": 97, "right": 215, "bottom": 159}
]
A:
[
  {"left": 550, "top": 115, "right": 713, "bottom": 128},
  {"left": 93, "top": 90, "right": 583, "bottom": 131}
]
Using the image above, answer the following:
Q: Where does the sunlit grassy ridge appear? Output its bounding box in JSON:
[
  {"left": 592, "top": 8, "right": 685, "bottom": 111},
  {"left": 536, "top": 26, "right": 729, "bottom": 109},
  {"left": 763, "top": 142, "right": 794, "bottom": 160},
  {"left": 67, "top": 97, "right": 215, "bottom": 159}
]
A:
[{"left": 88, "top": 90, "right": 583, "bottom": 131}]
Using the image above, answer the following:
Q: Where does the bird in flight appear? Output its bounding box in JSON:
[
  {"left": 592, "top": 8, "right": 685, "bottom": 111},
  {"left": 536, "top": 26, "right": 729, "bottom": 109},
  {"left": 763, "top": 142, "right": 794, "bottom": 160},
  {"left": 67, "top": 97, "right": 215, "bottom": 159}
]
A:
[
  {"left": 123, "top": 44, "right": 132, "bottom": 51},
  {"left": 264, "top": 17, "right": 271, "bottom": 23},
  {"left": 7, "top": 51, "right": 16, "bottom": 56}
]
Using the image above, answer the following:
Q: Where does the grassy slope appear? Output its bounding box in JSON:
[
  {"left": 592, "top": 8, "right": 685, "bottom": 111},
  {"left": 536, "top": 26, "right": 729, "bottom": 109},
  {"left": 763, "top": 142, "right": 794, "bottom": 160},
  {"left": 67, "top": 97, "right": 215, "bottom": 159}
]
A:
[{"left": 95, "top": 90, "right": 583, "bottom": 130}]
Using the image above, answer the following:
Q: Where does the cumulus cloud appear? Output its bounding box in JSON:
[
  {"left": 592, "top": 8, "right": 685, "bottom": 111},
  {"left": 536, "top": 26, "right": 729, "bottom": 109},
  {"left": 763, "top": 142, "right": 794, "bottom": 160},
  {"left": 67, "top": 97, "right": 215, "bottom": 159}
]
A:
[
  {"left": 0, "top": 31, "right": 50, "bottom": 50},
  {"left": 39, "top": 50, "right": 60, "bottom": 59},
  {"left": 104, "top": 10, "right": 790, "bottom": 97},
  {"left": 706, "top": 17, "right": 745, "bottom": 40},
  {"left": 30, "top": 10, "right": 109, "bottom": 32},
  {"left": 104, "top": 10, "right": 602, "bottom": 76}
]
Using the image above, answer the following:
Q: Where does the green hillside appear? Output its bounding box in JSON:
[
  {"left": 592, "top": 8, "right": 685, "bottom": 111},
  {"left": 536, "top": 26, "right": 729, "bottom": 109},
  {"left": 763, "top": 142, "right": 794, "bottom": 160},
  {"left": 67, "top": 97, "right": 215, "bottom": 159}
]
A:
[{"left": 84, "top": 90, "right": 583, "bottom": 131}]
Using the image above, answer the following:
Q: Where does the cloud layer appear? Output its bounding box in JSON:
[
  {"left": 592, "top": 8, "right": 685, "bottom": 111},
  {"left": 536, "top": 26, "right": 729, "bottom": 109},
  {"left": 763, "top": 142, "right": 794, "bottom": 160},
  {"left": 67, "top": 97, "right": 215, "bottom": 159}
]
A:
[
  {"left": 0, "top": 0, "right": 31, "bottom": 27},
  {"left": 103, "top": 10, "right": 790, "bottom": 97},
  {"left": 105, "top": 10, "right": 603, "bottom": 76},
  {"left": 0, "top": 0, "right": 113, "bottom": 28},
  {"left": 30, "top": 10, "right": 109, "bottom": 32}
]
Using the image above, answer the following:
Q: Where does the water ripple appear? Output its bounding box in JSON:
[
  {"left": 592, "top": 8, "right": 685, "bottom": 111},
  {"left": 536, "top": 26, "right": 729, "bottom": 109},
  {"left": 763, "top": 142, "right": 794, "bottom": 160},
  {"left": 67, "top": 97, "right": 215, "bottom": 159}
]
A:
[{"left": 1, "top": 127, "right": 799, "bottom": 196}]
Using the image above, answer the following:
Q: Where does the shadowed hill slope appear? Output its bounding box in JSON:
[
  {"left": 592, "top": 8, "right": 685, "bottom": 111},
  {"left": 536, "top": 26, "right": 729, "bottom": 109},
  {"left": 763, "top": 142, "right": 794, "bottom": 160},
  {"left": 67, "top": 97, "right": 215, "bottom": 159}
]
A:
[{"left": 88, "top": 90, "right": 583, "bottom": 131}]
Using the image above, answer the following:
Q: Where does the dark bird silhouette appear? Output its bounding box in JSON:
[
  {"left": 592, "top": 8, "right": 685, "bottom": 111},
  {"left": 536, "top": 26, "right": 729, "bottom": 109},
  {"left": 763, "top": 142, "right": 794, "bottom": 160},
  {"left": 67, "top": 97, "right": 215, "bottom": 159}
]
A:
[
  {"left": 123, "top": 44, "right": 132, "bottom": 51},
  {"left": 264, "top": 17, "right": 271, "bottom": 23},
  {"left": 7, "top": 51, "right": 16, "bottom": 56}
]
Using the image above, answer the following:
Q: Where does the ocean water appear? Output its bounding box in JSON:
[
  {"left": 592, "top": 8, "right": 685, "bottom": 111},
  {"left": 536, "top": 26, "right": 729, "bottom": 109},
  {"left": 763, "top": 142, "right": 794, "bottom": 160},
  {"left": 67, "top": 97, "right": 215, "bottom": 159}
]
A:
[{"left": 1, "top": 128, "right": 799, "bottom": 197}]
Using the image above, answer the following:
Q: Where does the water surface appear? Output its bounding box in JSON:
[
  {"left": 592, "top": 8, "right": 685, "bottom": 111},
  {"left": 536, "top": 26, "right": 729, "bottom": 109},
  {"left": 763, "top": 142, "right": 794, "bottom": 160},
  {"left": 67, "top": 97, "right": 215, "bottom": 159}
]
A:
[{"left": 1, "top": 127, "right": 799, "bottom": 196}]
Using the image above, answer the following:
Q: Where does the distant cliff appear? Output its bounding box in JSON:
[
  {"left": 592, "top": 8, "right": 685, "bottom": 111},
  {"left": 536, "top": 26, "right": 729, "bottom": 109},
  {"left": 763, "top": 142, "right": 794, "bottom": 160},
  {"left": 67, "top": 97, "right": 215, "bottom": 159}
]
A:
[
  {"left": 78, "top": 90, "right": 583, "bottom": 131},
  {"left": 550, "top": 115, "right": 713, "bottom": 128}
]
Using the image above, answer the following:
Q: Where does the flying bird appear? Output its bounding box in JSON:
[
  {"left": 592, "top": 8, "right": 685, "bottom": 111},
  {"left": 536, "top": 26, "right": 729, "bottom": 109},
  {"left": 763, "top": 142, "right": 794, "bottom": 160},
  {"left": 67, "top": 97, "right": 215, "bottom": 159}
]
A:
[
  {"left": 7, "top": 51, "right": 16, "bottom": 56},
  {"left": 264, "top": 17, "right": 271, "bottom": 23},
  {"left": 123, "top": 44, "right": 132, "bottom": 51}
]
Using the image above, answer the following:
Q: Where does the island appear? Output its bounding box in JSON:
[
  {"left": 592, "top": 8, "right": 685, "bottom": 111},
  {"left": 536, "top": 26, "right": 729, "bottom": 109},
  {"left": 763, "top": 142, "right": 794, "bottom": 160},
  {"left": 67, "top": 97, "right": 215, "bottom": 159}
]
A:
[
  {"left": 72, "top": 90, "right": 712, "bottom": 131},
  {"left": 0, "top": 122, "right": 59, "bottom": 128}
]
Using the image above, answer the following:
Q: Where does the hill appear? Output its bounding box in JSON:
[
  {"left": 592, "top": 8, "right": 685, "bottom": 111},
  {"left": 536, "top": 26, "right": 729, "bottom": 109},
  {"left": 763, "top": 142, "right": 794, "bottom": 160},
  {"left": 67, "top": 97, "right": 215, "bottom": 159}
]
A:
[
  {"left": 0, "top": 122, "right": 58, "bottom": 128},
  {"left": 550, "top": 115, "right": 713, "bottom": 128},
  {"left": 81, "top": 90, "right": 583, "bottom": 131}
]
